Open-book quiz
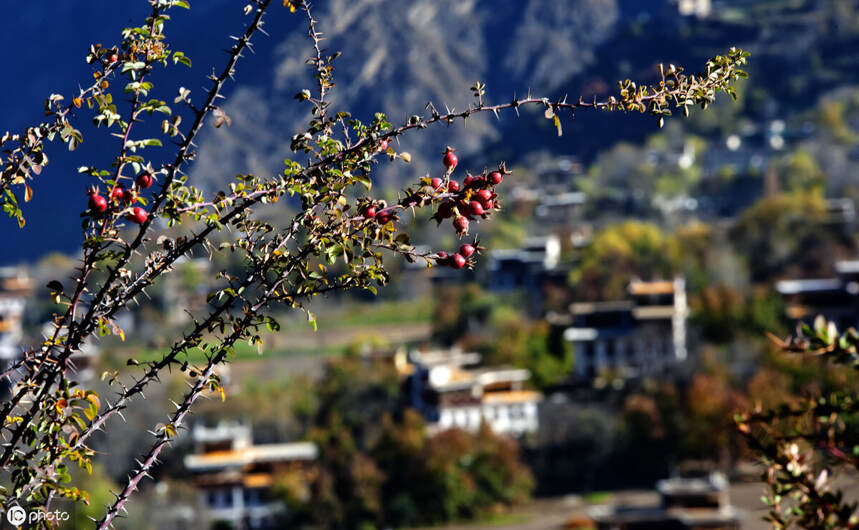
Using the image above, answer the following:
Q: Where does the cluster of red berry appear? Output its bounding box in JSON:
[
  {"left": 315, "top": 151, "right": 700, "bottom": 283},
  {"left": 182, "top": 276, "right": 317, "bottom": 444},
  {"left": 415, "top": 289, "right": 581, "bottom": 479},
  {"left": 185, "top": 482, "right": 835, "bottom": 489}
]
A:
[
  {"left": 435, "top": 243, "right": 479, "bottom": 270},
  {"left": 86, "top": 171, "right": 154, "bottom": 225},
  {"left": 355, "top": 143, "right": 505, "bottom": 271},
  {"left": 359, "top": 203, "right": 393, "bottom": 225},
  {"left": 430, "top": 146, "right": 504, "bottom": 237},
  {"left": 432, "top": 147, "right": 505, "bottom": 270}
]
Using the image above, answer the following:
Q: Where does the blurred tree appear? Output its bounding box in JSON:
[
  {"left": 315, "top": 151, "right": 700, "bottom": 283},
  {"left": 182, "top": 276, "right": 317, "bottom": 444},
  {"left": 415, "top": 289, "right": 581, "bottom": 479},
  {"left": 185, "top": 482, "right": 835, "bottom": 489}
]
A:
[
  {"left": 299, "top": 365, "right": 534, "bottom": 529},
  {"left": 0, "top": 0, "right": 748, "bottom": 520},
  {"left": 691, "top": 285, "right": 786, "bottom": 344},
  {"left": 730, "top": 190, "right": 851, "bottom": 282},
  {"left": 570, "top": 221, "right": 676, "bottom": 300},
  {"left": 782, "top": 149, "right": 826, "bottom": 193},
  {"left": 486, "top": 307, "right": 572, "bottom": 389},
  {"left": 308, "top": 413, "right": 385, "bottom": 529},
  {"left": 432, "top": 284, "right": 500, "bottom": 345}
]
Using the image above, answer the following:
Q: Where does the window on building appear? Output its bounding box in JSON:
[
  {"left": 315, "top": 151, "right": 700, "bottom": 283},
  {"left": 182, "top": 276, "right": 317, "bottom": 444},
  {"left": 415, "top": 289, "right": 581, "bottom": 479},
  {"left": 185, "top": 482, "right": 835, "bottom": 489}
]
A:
[{"left": 244, "top": 488, "right": 263, "bottom": 507}]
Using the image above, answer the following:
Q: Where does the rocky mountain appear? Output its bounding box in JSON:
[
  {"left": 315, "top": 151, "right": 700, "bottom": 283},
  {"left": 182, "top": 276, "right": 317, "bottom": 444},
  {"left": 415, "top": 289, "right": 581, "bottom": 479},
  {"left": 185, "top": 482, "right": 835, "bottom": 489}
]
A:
[
  {"left": 189, "top": 0, "right": 619, "bottom": 190},
  {"left": 4, "top": 0, "right": 859, "bottom": 263}
]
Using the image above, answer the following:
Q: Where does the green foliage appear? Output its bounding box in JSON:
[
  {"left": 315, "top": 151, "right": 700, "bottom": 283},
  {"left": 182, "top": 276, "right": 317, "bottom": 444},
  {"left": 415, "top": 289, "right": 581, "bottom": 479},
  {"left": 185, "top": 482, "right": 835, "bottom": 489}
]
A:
[
  {"left": 731, "top": 190, "right": 850, "bottom": 281},
  {"left": 432, "top": 284, "right": 501, "bottom": 345},
  {"left": 69, "top": 463, "right": 119, "bottom": 529},
  {"left": 293, "top": 362, "right": 534, "bottom": 529},
  {"left": 0, "top": 0, "right": 748, "bottom": 523},
  {"left": 737, "top": 316, "right": 859, "bottom": 528},
  {"left": 487, "top": 308, "right": 572, "bottom": 389},
  {"left": 569, "top": 221, "right": 676, "bottom": 300},
  {"left": 430, "top": 284, "right": 570, "bottom": 389},
  {"left": 692, "top": 285, "right": 787, "bottom": 344},
  {"left": 782, "top": 149, "right": 826, "bottom": 192}
]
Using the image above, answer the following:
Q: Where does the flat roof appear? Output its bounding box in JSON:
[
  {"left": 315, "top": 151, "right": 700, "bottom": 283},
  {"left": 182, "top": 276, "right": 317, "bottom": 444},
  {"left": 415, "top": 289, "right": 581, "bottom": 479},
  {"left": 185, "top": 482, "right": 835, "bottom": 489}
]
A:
[
  {"left": 431, "top": 366, "right": 532, "bottom": 392},
  {"left": 482, "top": 390, "right": 542, "bottom": 405},
  {"left": 629, "top": 280, "right": 675, "bottom": 296},
  {"left": 185, "top": 442, "right": 318, "bottom": 471},
  {"left": 776, "top": 278, "right": 842, "bottom": 295},
  {"left": 632, "top": 306, "right": 677, "bottom": 320},
  {"left": 836, "top": 260, "right": 859, "bottom": 274}
]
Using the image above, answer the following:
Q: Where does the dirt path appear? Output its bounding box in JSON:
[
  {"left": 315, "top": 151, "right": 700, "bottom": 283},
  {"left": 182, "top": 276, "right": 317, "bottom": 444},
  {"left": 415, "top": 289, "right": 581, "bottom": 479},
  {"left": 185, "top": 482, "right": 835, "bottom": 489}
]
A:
[{"left": 411, "top": 476, "right": 859, "bottom": 530}]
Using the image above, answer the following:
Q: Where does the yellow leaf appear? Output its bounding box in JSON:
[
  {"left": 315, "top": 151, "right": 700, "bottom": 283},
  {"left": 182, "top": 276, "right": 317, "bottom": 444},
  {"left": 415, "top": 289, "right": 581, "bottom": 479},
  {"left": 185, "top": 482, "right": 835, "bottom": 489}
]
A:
[
  {"left": 24, "top": 185, "right": 33, "bottom": 202},
  {"left": 399, "top": 152, "right": 412, "bottom": 164}
]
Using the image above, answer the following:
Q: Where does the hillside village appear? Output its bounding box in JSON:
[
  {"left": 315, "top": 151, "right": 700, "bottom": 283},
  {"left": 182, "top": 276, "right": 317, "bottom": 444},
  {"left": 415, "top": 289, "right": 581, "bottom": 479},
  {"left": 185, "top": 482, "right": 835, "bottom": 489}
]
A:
[{"left": 4, "top": 0, "right": 859, "bottom": 528}]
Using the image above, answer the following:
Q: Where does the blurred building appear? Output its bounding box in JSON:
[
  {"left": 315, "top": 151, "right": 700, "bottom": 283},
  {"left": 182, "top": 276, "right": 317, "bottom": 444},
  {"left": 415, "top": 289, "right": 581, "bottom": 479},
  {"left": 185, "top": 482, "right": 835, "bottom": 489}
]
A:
[
  {"left": 486, "top": 235, "right": 567, "bottom": 314},
  {"left": 535, "top": 192, "right": 586, "bottom": 227},
  {"left": 404, "top": 348, "right": 541, "bottom": 436},
  {"left": 0, "top": 267, "right": 31, "bottom": 393},
  {"left": 560, "top": 277, "right": 689, "bottom": 380},
  {"left": 488, "top": 236, "right": 561, "bottom": 290},
  {"left": 184, "top": 422, "right": 317, "bottom": 530},
  {"left": 589, "top": 471, "right": 743, "bottom": 529},
  {"left": 777, "top": 259, "right": 859, "bottom": 330},
  {"left": 675, "top": 0, "right": 711, "bottom": 18}
]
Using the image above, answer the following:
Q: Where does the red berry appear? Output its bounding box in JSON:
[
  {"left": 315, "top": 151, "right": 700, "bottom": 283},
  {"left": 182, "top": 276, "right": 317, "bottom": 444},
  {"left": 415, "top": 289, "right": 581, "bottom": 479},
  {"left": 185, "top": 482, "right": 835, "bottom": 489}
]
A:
[
  {"left": 450, "top": 253, "right": 466, "bottom": 269},
  {"left": 483, "top": 200, "right": 494, "bottom": 210},
  {"left": 88, "top": 193, "right": 107, "bottom": 213},
  {"left": 476, "top": 189, "right": 492, "bottom": 203},
  {"left": 437, "top": 201, "right": 453, "bottom": 219},
  {"left": 443, "top": 149, "right": 457, "bottom": 171},
  {"left": 469, "top": 201, "right": 485, "bottom": 216},
  {"left": 453, "top": 216, "right": 469, "bottom": 234},
  {"left": 110, "top": 186, "right": 124, "bottom": 202},
  {"left": 126, "top": 206, "right": 148, "bottom": 224},
  {"left": 136, "top": 172, "right": 153, "bottom": 189},
  {"left": 376, "top": 211, "right": 392, "bottom": 224},
  {"left": 489, "top": 171, "right": 503, "bottom": 185},
  {"left": 448, "top": 180, "right": 461, "bottom": 192},
  {"left": 109, "top": 53, "right": 119, "bottom": 63},
  {"left": 459, "top": 244, "right": 475, "bottom": 257},
  {"left": 430, "top": 177, "right": 443, "bottom": 190},
  {"left": 379, "top": 139, "right": 388, "bottom": 151},
  {"left": 363, "top": 205, "right": 377, "bottom": 219},
  {"left": 122, "top": 189, "right": 135, "bottom": 203},
  {"left": 436, "top": 251, "right": 450, "bottom": 266}
]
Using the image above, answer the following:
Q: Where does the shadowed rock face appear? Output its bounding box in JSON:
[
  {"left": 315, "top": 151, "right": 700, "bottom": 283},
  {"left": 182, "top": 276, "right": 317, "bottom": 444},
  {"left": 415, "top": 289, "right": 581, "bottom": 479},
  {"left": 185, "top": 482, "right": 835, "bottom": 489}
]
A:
[
  {"left": 189, "top": 0, "right": 619, "bottom": 191},
  {"left": 9, "top": 0, "right": 859, "bottom": 263}
]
